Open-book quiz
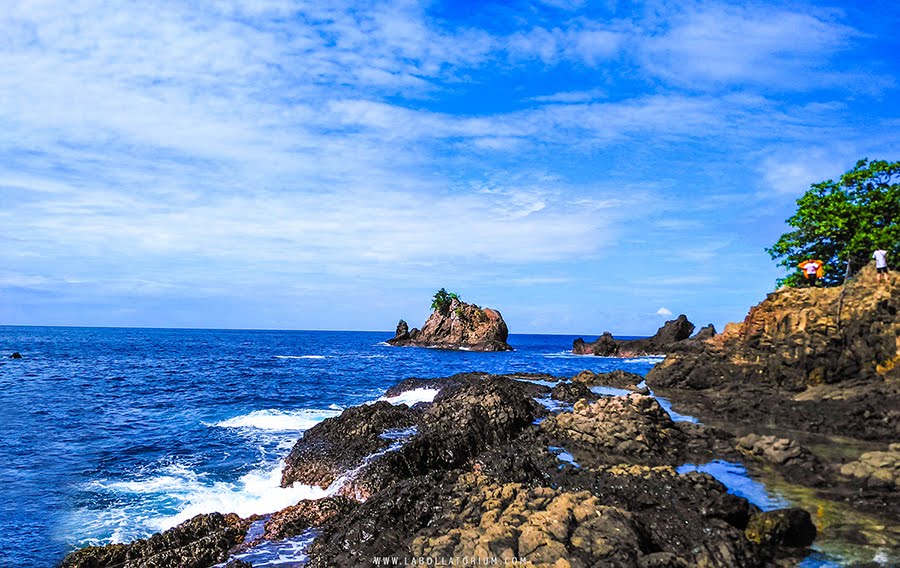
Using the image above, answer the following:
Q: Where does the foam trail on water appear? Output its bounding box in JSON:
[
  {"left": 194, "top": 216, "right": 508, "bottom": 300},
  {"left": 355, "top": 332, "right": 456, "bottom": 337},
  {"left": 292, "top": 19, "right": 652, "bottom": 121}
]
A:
[{"left": 212, "top": 408, "right": 342, "bottom": 431}]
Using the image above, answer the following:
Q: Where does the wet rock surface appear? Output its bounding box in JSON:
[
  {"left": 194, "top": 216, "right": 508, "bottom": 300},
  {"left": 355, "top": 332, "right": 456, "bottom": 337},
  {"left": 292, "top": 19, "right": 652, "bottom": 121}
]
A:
[
  {"left": 387, "top": 297, "right": 512, "bottom": 351},
  {"left": 264, "top": 496, "right": 356, "bottom": 540},
  {"left": 281, "top": 400, "right": 419, "bottom": 489},
  {"left": 60, "top": 513, "right": 250, "bottom": 568}
]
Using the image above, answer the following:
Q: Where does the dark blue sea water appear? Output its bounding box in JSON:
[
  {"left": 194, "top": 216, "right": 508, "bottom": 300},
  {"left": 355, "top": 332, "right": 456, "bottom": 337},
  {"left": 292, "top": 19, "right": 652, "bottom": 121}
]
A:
[{"left": 0, "top": 326, "right": 664, "bottom": 567}]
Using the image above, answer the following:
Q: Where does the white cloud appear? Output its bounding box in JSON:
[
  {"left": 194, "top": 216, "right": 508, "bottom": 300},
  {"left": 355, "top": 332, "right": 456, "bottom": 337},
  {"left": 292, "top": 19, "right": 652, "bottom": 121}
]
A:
[
  {"left": 656, "top": 307, "right": 673, "bottom": 316},
  {"left": 640, "top": 5, "right": 860, "bottom": 89}
]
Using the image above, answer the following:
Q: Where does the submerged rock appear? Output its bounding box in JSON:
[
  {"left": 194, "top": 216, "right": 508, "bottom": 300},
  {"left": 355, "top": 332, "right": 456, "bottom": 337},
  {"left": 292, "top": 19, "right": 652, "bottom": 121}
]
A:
[
  {"left": 388, "top": 297, "right": 512, "bottom": 351},
  {"left": 838, "top": 443, "right": 900, "bottom": 489}
]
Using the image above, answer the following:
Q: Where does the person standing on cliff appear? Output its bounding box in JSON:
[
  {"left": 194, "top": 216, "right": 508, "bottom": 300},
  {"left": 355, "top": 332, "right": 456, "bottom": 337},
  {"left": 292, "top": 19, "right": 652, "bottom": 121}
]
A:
[
  {"left": 873, "top": 248, "right": 889, "bottom": 282},
  {"left": 802, "top": 259, "right": 822, "bottom": 287}
]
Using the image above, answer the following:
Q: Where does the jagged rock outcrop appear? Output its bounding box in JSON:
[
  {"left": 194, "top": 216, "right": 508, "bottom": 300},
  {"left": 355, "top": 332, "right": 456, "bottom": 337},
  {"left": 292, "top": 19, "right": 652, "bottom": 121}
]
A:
[
  {"left": 281, "top": 401, "right": 419, "bottom": 489},
  {"left": 60, "top": 513, "right": 250, "bottom": 568},
  {"left": 650, "top": 265, "right": 899, "bottom": 390},
  {"left": 388, "top": 297, "right": 512, "bottom": 351},
  {"left": 573, "top": 315, "right": 709, "bottom": 357}
]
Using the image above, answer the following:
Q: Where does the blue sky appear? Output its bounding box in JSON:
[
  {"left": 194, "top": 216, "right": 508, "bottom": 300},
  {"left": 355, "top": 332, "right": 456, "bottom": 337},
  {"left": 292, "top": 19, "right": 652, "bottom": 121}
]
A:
[{"left": 1, "top": 0, "right": 899, "bottom": 335}]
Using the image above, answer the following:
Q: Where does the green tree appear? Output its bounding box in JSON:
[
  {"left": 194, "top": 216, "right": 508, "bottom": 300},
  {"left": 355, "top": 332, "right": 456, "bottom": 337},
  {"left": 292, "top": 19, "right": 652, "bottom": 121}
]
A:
[
  {"left": 431, "top": 288, "right": 461, "bottom": 313},
  {"left": 767, "top": 158, "right": 900, "bottom": 287}
]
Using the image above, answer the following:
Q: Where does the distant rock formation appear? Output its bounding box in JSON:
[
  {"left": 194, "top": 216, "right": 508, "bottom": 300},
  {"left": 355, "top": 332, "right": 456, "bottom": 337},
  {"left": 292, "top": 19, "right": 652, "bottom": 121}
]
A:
[
  {"left": 573, "top": 315, "right": 714, "bottom": 357},
  {"left": 387, "top": 297, "right": 512, "bottom": 352}
]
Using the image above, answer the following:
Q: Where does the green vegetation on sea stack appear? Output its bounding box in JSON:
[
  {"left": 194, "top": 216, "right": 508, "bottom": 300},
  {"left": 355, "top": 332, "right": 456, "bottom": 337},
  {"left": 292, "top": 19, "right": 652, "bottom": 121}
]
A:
[
  {"left": 767, "top": 158, "right": 900, "bottom": 287},
  {"left": 430, "top": 288, "right": 460, "bottom": 313}
]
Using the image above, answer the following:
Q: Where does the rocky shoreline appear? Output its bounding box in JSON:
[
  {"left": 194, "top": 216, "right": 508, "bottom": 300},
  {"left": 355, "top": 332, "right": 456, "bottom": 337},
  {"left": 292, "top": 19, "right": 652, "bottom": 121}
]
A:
[
  {"left": 60, "top": 266, "right": 898, "bottom": 567},
  {"left": 63, "top": 371, "right": 820, "bottom": 567}
]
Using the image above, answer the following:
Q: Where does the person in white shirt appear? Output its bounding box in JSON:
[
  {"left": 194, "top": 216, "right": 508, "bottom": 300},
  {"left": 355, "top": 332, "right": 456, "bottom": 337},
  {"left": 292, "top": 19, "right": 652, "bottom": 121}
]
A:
[
  {"left": 802, "top": 260, "right": 821, "bottom": 287},
  {"left": 873, "top": 248, "right": 889, "bottom": 282}
]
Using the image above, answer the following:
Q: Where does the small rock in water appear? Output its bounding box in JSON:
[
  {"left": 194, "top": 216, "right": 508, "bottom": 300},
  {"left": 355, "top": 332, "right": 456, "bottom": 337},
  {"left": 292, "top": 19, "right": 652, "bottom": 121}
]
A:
[
  {"left": 10, "top": 352, "right": 22, "bottom": 359},
  {"left": 745, "top": 507, "right": 816, "bottom": 547}
]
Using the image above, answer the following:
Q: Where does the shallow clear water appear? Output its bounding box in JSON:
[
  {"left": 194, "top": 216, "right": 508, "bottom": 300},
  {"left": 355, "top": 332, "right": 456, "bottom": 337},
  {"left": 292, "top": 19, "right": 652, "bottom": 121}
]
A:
[{"left": 0, "top": 326, "right": 658, "bottom": 567}]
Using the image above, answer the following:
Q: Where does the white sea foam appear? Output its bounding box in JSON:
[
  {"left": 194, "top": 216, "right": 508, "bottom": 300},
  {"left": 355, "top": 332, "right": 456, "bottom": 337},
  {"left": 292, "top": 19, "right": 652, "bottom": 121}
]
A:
[
  {"left": 534, "top": 396, "right": 573, "bottom": 413},
  {"left": 623, "top": 356, "right": 665, "bottom": 364},
  {"left": 274, "top": 355, "right": 327, "bottom": 359},
  {"left": 376, "top": 387, "right": 440, "bottom": 406},
  {"left": 212, "top": 408, "right": 342, "bottom": 431},
  {"left": 152, "top": 462, "right": 331, "bottom": 530},
  {"left": 218, "top": 529, "right": 317, "bottom": 567},
  {"left": 511, "top": 377, "right": 559, "bottom": 387},
  {"left": 589, "top": 385, "right": 634, "bottom": 397}
]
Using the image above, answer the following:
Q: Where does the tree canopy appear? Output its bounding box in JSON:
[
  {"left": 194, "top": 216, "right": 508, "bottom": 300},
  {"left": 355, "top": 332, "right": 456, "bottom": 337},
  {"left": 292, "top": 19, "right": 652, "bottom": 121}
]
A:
[
  {"left": 767, "top": 158, "right": 900, "bottom": 287},
  {"left": 431, "top": 288, "right": 460, "bottom": 313}
]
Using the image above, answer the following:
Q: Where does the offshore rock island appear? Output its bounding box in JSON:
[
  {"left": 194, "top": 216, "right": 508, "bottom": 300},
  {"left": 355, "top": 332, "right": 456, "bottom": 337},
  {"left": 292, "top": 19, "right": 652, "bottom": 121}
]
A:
[
  {"left": 573, "top": 314, "right": 716, "bottom": 357},
  {"left": 387, "top": 292, "right": 512, "bottom": 352},
  {"left": 61, "top": 267, "right": 899, "bottom": 567}
]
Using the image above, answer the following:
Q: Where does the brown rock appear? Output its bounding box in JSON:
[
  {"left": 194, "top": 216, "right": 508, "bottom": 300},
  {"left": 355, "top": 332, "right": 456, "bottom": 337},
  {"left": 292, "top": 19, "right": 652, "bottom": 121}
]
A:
[{"left": 388, "top": 297, "right": 512, "bottom": 351}]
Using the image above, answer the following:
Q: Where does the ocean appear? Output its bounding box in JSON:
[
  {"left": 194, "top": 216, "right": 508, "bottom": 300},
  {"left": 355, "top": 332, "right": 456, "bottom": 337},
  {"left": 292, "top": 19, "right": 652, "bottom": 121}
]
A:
[{"left": 0, "top": 326, "right": 664, "bottom": 567}]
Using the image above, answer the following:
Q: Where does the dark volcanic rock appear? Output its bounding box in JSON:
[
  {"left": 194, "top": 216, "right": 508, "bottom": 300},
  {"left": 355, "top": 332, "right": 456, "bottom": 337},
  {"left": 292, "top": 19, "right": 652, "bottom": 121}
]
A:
[
  {"left": 281, "top": 401, "right": 418, "bottom": 489},
  {"left": 573, "top": 331, "right": 618, "bottom": 355},
  {"left": 572, "top": 369, "right": 644, "bottom": 389},
  {"left": 335, "top": 377, "right": 542, "bottom": 499},
  {"left": 60, "top": 513, "right": 249, "bottom": 568},
  {"left": 574, "top": 315, "right": 698, "bottom": 357},
  {"left": 745, "top": 508, "right": 816, "bottom": 547},
  {"left": 541, "top": 394, "right": 687, "bottom": 465},
  {"left": 264, "top": 497, "right": 356, "bottom": 540},
  {"left": 692, "top": 324, "right": 717, "bottom": 341},
  {"left": 646, "top": 265, "right": 900, "bottom": 441},
  {"left": 550, "top": 380, "right": 597, "bottom": 403},
  {"left": 388, "top": 297, "right": 512, "bottom": 351},
  {"left": 392, "top": 319, "right": 410, "bottom": 341}
]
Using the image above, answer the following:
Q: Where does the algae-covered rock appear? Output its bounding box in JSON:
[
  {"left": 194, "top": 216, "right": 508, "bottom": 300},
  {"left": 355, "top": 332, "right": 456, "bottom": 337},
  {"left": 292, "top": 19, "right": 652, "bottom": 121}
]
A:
[{"left": 745, "top": 508, "right": 816, "bottom": 547}]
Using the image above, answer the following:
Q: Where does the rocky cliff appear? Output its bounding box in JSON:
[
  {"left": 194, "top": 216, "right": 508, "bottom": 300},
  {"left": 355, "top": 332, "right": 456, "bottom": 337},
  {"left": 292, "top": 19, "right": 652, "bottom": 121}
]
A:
[
  {"left": 574, "top": 314, "right": 712, "bottom": 357},
  {"left": 387, "top": 297, "right": 512, "bottom": 351},
  {"left": 648, "top": 264, "right": 899, "bottom": 393}
]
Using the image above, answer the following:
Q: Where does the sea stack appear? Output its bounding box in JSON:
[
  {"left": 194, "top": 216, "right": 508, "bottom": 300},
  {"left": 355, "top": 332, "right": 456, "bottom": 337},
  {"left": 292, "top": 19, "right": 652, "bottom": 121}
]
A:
[{"left": 387, "top": 295, "right": 512, "bottom": 352}]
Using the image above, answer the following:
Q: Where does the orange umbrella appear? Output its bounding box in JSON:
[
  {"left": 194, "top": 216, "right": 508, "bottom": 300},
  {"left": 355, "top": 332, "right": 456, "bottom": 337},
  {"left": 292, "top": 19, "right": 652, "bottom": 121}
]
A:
[{"left": 798, "top": 259, "right": 824, "bottom": 279}]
